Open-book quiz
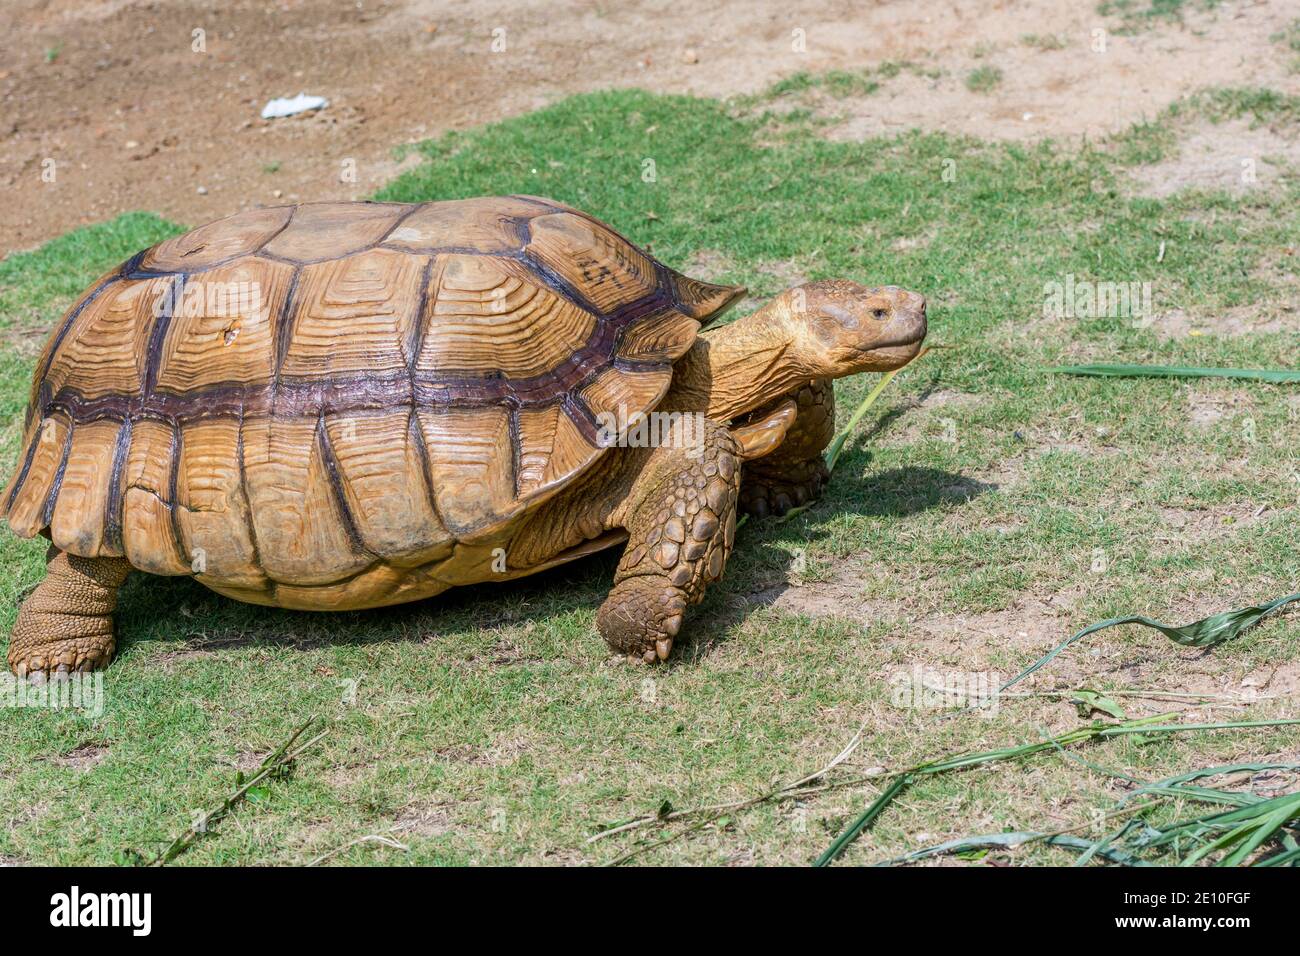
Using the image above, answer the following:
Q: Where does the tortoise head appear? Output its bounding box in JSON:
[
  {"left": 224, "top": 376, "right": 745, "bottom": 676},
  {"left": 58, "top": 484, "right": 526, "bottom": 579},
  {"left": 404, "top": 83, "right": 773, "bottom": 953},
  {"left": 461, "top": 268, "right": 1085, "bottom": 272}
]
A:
[{"left": 780, "top": 280, "right": 927, "bottom": 375}]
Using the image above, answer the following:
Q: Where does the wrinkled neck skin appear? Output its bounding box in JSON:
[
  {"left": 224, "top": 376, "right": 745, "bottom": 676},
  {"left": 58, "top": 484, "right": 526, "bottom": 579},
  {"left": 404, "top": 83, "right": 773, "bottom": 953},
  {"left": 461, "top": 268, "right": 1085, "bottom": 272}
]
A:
[{"left": 662, "top": 309, "right": 814, "bottom": 423}]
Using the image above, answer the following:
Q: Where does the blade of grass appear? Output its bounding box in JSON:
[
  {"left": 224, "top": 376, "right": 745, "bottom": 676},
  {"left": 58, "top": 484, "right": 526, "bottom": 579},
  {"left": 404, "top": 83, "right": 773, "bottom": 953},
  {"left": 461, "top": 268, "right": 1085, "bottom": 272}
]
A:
[
  {"left": 1122, "top": 762, "right": 1300, "bottom": 805},
  {"left": 1073, "top": 817, "right": 1143, "bottom": 868},
  {"left": 1138, "top": 761, "right": 1300, "bottom": 789},
  {"left": 997, "top": 591, "right": 1300, "bottom": 695},
  {"left": 1136, "top": 785, "right": 1264, "bottom": 808},
  {"left": 892, "top": 817, "right": 1159, "bottom": 867},
  {"left": 815, "top": 714, "right": 1300, "bottom": 866},
  {"left": 1051, "top": 364, "right": 1300, "bottom": 383},
  {"left": 1256, "top": 844, "right": 1300, "bottom": 866},
  {"left": 1132, "top": 787, "right": 1300, "bottom": 848},
  {"left": 824, "top": 349, "right": 930, "bottom": 473},
  {"left": 1045, "top": 834, "right": 1153, "bottom": 865},
  {"left": 147, "top": 716, "right": 327, "bottom": 866},
  {"left": 1215, "top": 797, "right": 1300, "bottom": 867},
  {"left": 906, "top": 764, "right": 1300, "bottom": 868},
  {"left": 777, "top": 346, "right": 932, "bottom": 523},
  {"left": 1167, "top": 791, "right": 1300, "bottom": 866},
  {"left": 813, "top": 773, "right": 912, "bottom": 867},
  {"left": 594, "top": 711, "right": 891, "bottom": 860}
]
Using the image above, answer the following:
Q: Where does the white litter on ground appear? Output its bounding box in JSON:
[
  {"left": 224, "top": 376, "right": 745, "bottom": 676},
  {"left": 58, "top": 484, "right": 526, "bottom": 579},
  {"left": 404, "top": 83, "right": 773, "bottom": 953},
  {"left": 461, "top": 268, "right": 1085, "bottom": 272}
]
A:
[{"left": 261, "top": 93, "right": 329, "bottom": 120}]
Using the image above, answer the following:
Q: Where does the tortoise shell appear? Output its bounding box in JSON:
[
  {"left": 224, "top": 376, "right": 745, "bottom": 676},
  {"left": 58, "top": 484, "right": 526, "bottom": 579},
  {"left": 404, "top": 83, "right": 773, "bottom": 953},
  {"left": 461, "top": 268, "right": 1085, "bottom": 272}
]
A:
[{"left": 0, "top": 197, "right": 743, "bottom": 608}]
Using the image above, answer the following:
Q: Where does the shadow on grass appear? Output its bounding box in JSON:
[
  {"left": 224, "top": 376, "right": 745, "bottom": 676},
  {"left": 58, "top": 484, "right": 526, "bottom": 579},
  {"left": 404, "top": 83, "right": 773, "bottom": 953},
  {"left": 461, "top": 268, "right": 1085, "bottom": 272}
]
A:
[
  {"left": 832, "top": 463, "right": 997, "bottom": 517},
  {"left": 113, "top": 462, "right": 991, "bottom": 667},
  {"left": 682, "top": 464, "right": 996, "bottom": 660}
]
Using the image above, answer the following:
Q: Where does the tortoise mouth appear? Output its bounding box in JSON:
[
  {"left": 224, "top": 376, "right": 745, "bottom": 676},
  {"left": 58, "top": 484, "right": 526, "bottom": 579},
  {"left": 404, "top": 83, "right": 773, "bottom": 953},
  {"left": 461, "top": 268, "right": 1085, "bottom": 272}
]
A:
[
  {"left": 853, "top": 338, "right": 925, "bottom": 369},
  {"left": 855, "top": 333, "right": 925, "bottom": 353}
]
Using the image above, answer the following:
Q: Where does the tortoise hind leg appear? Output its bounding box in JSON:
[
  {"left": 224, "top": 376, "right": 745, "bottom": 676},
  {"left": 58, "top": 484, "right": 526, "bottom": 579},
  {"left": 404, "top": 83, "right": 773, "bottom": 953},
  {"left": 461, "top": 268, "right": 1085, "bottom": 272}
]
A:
[
  {"left": 7, "top": 548, "right": 131, "bottom": 680},
  {"left": 739, "top": 378, "right": 834, "bottom": 518},
  {"left": 597, "top": 418, "right": 741, "bottom": 663}
]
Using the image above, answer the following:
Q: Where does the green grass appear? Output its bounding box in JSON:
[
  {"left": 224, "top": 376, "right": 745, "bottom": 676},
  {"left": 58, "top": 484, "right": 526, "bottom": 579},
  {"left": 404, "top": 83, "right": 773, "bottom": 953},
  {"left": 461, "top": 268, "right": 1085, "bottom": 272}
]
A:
[
  {"left": 1, "top": 84, "right": 1298, "bottom": 866},
  {"left": 964, "top": 66, "right": 1003, "bottom": 94},
  {"left": 1273, "top": 19, "right": 1300, "bottom": 74},
  {"left": 767, "top": 70, "right": 880, "bottom": 99},
  {"left": 1108, "top": 87, "right": 1300, "bottom": 167},
  {"left": 1099, "top": 0, "right": 1222, "bottom": 34},
  {"left": 747, "top": 61, "right": 938, "bottom": 109},
  {"left": 1021, "top": 33, "right": 1068, "bottom": 52}
]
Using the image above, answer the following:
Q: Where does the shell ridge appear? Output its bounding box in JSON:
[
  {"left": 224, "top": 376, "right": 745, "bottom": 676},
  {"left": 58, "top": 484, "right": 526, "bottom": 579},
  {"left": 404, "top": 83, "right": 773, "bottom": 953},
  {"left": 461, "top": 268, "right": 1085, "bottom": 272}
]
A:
[
  {"left": 235, "top": 402, "right": 263, "bottom": 574},
  {"left": 167, "top": 424, "right": 188, "bottom": 569},
  {"left": 142, "top": 273, "right": 184, "bottom": 396},
  {"left": 270, "top": 265, "right": 305, "bottom": 416},
  {"left": 512, "top": 247, "right": 600, "bottom": 318},
  {"left": 407, "top": 255, "right": 442, "bottom": 380},
  {"left": 35, "top": 268, "right": 124, "bottom": 385},
  {"left": 41, "top": 423, "right": 74, "bottom": 528},
  {"left": 3, "top": 427, "right": 43, "bottom": 514},
  {"left": 560, "top": 394, "right": 602, "bottom": 445},
  {"left": 653, "top": 259, "right": 682, "bottom": 315},
  {"left": 610, "top": 356, "right": 670, "bottom": 374},
  {"left": 506, "top": 195, "right": 565, "bottom": 213},
  {"left": 255, "top": 202, "right": 298, "bottom": 253},
  {"left": 256, "top": 251, "right": 303, "bottom": 267},
  {"left": 40, "top": 348, "right": 675, "bottom": 423},
  {"left": 314, "top": 414, "right": 369, "bottom": 558},
  {"left": 378, "top": 203, "right": 423, "bottom": 245},
  {"left": 102, "top": 417, "right": 133, "bottom": 552},
  {"left": 406, "top": 408, "right": 446, "bottom": 538},
  {"left": 377, "top": 242, "right": 516, "bottom": 258},
  {"left": 508, "top": 406, "right": 523, "bottom": 500}
]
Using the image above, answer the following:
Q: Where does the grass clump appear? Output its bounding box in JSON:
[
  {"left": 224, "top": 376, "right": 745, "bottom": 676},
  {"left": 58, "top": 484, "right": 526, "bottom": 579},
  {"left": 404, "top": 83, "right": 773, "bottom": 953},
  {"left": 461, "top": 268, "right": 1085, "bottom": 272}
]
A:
[
  {"left": 1020, "top": 33, "right": 1068, "bottom": 51},
  {"left": 1271, "top": 19, "right": 1300, "bottom": 73},
  {"left": 768, "top": 70, "right": 880, "bottom": 99},
  {"left": 964, "top": 66, "right": 1003, "bottom": 93},
  {"left": 754, "top": 61, "right": 939, "bottom": 107},
  {"left": 1099, "top": 0, "right": 1222, "bottom": 34}
]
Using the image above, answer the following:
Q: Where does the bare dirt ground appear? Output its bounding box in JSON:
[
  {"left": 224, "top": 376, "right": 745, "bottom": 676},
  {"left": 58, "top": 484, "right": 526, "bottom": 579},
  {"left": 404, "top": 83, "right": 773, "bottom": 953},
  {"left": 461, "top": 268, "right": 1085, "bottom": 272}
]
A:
[{"left": 1, "top": 0, "right": 1297, "bottom": 250}]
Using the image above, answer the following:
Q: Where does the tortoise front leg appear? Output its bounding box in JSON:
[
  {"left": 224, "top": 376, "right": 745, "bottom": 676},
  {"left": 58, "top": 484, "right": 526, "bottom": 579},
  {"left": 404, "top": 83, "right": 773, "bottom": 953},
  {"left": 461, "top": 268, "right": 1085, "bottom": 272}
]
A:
[
  {"left": 7, "top": 548, "right": 131, "bottom": 680},
  {"left": 597, "top": 418, "right": 741, "bottom": 663},
  {"left": 738, "top": 377, "right": 835, "bottom": 518}
]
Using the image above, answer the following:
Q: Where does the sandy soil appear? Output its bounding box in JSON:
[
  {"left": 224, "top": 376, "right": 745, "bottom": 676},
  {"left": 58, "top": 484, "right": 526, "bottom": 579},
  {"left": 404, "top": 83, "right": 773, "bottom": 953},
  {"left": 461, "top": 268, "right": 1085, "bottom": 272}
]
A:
[{"left": 0, "top": 0, "right": 1297, "bottom": 249}]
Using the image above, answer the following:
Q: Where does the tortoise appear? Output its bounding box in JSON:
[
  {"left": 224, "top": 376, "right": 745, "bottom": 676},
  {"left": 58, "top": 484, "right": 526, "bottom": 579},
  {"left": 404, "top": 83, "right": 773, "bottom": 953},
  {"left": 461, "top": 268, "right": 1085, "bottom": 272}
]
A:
[{"left": 2, "top": 197, "right": 926, "bottom": 678}]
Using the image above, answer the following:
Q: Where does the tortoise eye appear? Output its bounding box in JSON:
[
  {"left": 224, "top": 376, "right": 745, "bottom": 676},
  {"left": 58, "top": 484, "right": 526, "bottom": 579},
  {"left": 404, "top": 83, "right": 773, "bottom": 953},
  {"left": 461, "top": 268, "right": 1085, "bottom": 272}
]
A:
[{"left": 872, "top": 308, "right": 887, "bottom": 320}]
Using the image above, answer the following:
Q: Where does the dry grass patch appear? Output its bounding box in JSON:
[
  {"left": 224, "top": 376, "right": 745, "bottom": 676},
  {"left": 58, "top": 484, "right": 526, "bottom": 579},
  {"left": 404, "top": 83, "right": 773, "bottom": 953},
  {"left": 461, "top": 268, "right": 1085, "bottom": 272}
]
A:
[
  {"left": 52, "top": 743, "right": 108, "bottom": 771},
  {"left": 393, "top": 801, "right": 455, "bottom": 838},
  {"left": 1184, "top": 384, "right": 1255, "bottom": 427},
  {"left": 1149, "top": 305, "right": 1297, "bottom": 339},
  {"left": 1127, "top": 118, "right": 1300, "bottom": 198}
]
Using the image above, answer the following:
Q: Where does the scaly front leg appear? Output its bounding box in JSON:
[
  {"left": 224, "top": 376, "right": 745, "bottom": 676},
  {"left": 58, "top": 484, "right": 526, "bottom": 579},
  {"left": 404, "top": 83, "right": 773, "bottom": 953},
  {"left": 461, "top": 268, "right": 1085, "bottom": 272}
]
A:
[
  {"left": 596, "top": 418, "right": 740, "bottom": 663},
  {"left": 738, "top": 377, "right": 834, "bottom": 517},
  {"left": 7, "top": 548, "right": 131, "bottom": 680}
]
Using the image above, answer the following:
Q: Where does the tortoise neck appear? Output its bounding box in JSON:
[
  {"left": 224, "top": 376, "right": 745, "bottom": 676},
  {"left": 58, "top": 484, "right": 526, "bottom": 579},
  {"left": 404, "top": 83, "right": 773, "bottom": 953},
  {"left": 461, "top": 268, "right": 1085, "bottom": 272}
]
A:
[{"left": 665, "top": 308, "right": 814, "bottom": 422}]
